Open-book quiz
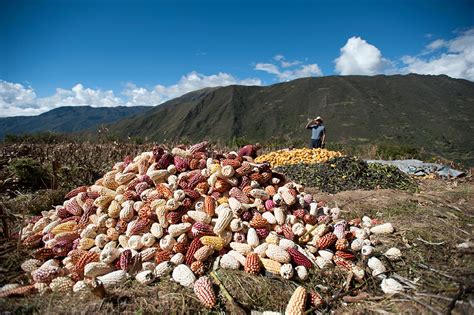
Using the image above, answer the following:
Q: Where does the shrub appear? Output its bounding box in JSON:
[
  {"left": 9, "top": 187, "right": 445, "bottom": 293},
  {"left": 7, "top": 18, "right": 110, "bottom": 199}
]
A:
[
  {"left": 7, "top": 158, "right": 52, "bottom": 190},
  {"left": 376, "top": 143, "right": 421, "bottom": 160}
]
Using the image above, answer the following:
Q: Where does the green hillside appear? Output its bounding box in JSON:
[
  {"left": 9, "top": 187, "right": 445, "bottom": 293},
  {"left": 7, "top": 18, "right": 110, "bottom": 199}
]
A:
[{"left": 107, "top": 74, "right": 474, "bottom": 164}]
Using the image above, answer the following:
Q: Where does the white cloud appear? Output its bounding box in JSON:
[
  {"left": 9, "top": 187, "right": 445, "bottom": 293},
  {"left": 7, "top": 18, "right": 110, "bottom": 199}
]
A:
[
  {"left": 255, "top": 55, "right": 322, "bottom": 81},
  {"left": 0, "top": 72, "right": 262, "bottom": 117},
  {"left": 255, "top": 63, "right": 280, "bottom": 75},
  {"left": 334, "top": 29, "right": 474, "bottom": 81},
  {"left": 334, "top": 36, "right": 391, "bottom": 75},
  {"left": 426, "top": 39, "right": 447, "bottom": 51},
  {"left": 400, "top": 28, "right": 474, "bottom": 81},
  {"left": 124, "top": 71, "right": 262, "bottom": 106}
]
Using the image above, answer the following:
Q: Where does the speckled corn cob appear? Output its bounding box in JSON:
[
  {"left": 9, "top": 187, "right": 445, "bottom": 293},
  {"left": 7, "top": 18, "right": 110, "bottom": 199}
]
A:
[{"left": 193, "top": 276, "right": 216, "bottom": 309}]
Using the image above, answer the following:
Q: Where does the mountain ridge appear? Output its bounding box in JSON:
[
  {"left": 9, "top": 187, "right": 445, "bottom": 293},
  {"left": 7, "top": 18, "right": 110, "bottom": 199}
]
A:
[
  {"left": 0, "top": 105, "right": 152, "bottom": 139},
  {"left": 106, "top": 74, "right": 474, "bottom": 164}
]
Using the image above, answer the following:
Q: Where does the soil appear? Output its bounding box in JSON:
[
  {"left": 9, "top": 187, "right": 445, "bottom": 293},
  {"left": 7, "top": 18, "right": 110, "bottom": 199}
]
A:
[{"left": 1, "top": 178, "right": 473, "bottom": 314}]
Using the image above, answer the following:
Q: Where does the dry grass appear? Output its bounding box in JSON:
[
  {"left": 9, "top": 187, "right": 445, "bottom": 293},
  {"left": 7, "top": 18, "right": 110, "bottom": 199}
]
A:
[{"left": 1, "top": 179, "right": 473, "bottom": 314}]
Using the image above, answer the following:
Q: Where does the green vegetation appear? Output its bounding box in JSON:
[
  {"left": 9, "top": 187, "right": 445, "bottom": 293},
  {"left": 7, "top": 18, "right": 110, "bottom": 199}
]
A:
[
  {"left": 7, "top": 158, "right": 52, "bottom": 190},
  {"left": 276, "top": 156, "right": 417, "bottom": 193}
]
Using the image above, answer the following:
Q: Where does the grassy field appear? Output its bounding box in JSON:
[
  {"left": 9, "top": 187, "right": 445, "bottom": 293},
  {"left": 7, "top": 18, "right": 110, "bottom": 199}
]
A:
[{"left": 0, "top": 142, "right": 472, "bottom": 314}]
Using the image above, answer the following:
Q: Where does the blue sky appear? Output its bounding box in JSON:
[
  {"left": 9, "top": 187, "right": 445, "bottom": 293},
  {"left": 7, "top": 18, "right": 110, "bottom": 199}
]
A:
[{"left": 1, "top": 0, "right": 473, "bottom": 116}]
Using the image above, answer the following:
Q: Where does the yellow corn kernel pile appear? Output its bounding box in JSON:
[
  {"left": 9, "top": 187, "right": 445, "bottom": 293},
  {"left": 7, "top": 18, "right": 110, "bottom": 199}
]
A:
[{"left": 255, "top": 148, "right": 343, "bottom": 167}]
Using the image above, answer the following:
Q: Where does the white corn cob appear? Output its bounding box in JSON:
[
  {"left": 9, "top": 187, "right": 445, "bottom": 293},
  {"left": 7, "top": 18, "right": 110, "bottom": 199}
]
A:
[
  {"left": 229, "top": 242, "right": 252, "bottom": 255},
  {"left": 253, "top": 243, "right": 269, "bottom": 257},
  {"left": 135, "top": 270, "right": 155, "bottom": 285},
  {"left": 128, "top": 235, "right": 144, "bottom": 250},
  {"left": 315, "top": 256, "right": 333, "bottom": 269},
  {"left": 262, "top": 212, "right": 277, "bottom": 225},
  {"left": 141, "top": 233, "right": 156, "bottom": 247},
  {"left": 384, "top": 247, "right": 402, "bottom": 261},
  {"left": 213, "top": 207, "right": 233, "bottom": 235},
  {"left": 50, "top": 277, "right": 74, "bottom": 293},
  {"left": 227, "top": 250, "right": 246, "bottom": 266},
  {"left": 265, "top": 232, "right": 280, "bottom": 245},
  {"left": 84, "top": 262, "right": 114, "bottom": 278},
  {"left": 95, "top": 234, "right": 109, "bottom": 248},
  {"left": 370, "top": 223, "right": 394, "bottom": 235},
  {"left": 168, "top": 223, "right": 192, "bottom": 238},
  {"left": 21, "top": 259, "right": 42, "bottom": 273},
  {"left": 159, "top": 235, "right": 176, "bottom": 251},
  {"left": 260, "top": 258, "right": 281, "bottom": 274},
  {"left": 187, "top": 211, "right": 212, "bottom": 224},
  {"left": 273, "top": 207, "right": 286, "bottom": 225},
  {"left": 279, "top": 239, "right": 296, "bottom": 250},
  {"left": 230, "top": 218, "right": 244, "bottom": 232},
  {"left": 265, "top": 244, "right": 291, "bottom": 263},
  {"left": 170, "top": 253, "right": 185, "bottom": 265},
  {"left": 100, "top": 247, "right": 121, "bottom": 264},
  {"left": 247, "top": 228, "right": 259, "bottom": 248},
  {"left": 72, "top": 280, "right": 90, "bottom": 293},
  {"left": 118, "top": 235, "right": 129, "bottom": 248},
  {"left": 150, "top": 223, "right": 164, "bottom": 239},
  {"left": 172, "top": 264, "right": 196, "bottom": 288},
  {"left": 280, "top": 263, "right": 294, "bottom": 279},
  {"left": 154, "top": 261, "right": 174, "bottom": 277},
  {"left": 119, "top": 201, "right": 135, "bottom": 222},
  {"left": 97, "top": 270, "right": 128, "bottom": 288},
  {"left": 220, "top": 254, "right": 240, "bottom": 270},
  {"left": 108, "top": 200, "right": 121, "bottom": 218},
  {"left": 295, "top": 266, "right": 308, "bottom": 280}
]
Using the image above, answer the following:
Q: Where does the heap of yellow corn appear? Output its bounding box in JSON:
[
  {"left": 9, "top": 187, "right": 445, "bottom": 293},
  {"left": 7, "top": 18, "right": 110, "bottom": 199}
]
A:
[{"left": 255, "top": 148, "right": 343, "bottom": 167}]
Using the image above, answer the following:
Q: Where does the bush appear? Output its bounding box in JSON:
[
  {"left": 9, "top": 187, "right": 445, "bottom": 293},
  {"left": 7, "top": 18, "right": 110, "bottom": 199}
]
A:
[
  {"left": 7, "top": 158, "right": 52, "bottom": 190},
  {"left": 3, "top": 189, "right": 66, "bottom": 215},
  {"left": 376, "top": 143, "right": 421, "bottom": 160},
  {"left": 3, "top": 132, "right": 73, "bottom": 144}
]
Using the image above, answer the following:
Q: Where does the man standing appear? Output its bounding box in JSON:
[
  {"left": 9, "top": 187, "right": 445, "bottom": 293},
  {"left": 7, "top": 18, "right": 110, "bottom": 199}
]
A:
[{"left": 305, "top": 116, "right": 326, "bottom": 149}]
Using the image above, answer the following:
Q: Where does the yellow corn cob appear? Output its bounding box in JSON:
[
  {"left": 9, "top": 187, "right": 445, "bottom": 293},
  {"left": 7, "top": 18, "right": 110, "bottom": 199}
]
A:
[
  {"left": 51, "top": 221, "right": 77, "bottom": 235},
  {"left": 217, "top": 196, "right": 229, "bottom": 205},
  {"left": 94, "top": 195, "right": 114, "bottom": 209},
  {"left": 200, "top": 236, "right": 225, "bottom": 251},
  {"left": 77, "top": 238, "right": 95, "bottom": 250},
  {"left": 255, "top": 148, "right": 343, "bottom": 167},
  {"left": 260, "top": 258, "right": 282, "bottom": 274}
]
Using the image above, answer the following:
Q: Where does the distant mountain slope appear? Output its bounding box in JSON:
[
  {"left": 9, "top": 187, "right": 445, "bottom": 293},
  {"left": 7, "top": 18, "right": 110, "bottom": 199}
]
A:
[
  {"left": 108, "top": 74, "right": 474, "bottom": 164},
  {"left": 0, "top": 106, "right": 151, "bottom": 139}
]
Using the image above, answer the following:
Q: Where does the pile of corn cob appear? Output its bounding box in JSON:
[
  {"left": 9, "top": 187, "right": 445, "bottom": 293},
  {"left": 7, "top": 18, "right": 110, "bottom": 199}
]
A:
[
  {"left": 1, "top": 142, "right": 405, "bottom": 312},
  {"left": 255, "top": 148, "right": 343, "bottom": 167}
]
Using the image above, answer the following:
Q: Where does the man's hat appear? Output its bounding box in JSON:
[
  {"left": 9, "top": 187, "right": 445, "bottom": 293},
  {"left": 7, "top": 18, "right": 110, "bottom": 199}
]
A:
[{"left": 315, "top": 116, "right": 323, "bottom": 122}]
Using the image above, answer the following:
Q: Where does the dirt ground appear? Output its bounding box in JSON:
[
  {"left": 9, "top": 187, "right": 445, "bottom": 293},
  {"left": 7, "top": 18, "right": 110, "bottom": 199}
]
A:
[{"left": 1, "top": 178, "right": 473, "bottom": 314}]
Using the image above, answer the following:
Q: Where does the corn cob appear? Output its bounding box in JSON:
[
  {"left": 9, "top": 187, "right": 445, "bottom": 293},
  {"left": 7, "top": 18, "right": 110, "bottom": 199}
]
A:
[
  {"left": 172, "top": 264, "right": 196, "bottom": 287},
  {"left": 244, "top": 253, "right": 261, "bottom": 274},
  {"left": 220, "top": 254, "right": 240, "bottom": 270},
  {"left": 260, "top": 258, "right": 281, "bottom": 274},
  {"left": 185, "top": 238, "right": 203, "bottom": 266},
  {"left": 193, "top": 276, "right": 216, "bottom": 308},
  {"left": 190, "top": 260, "right": 206, "bottom": 276},
  {"left": 194, "top": 245, "right": 214, "bottom": 262},
  {"left": 200, "top": 236, "right": 225, "bottom": 251},
  {"left": 287, "top": 247, "right": 313, "bottom": 269},
  {"left": 285, "top": 286, "right": 307, "bottom": 315},
  {"left": 317, "top": 232, "right": 337, "bottom": 249}
]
